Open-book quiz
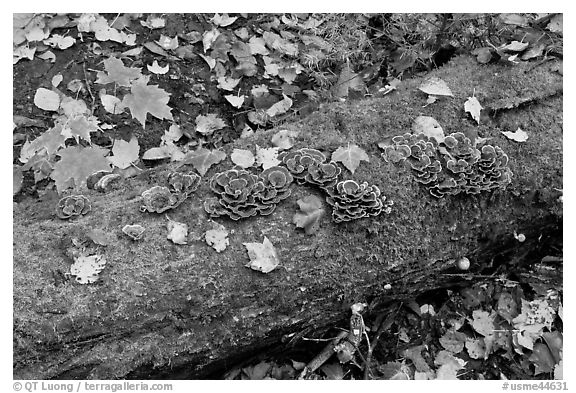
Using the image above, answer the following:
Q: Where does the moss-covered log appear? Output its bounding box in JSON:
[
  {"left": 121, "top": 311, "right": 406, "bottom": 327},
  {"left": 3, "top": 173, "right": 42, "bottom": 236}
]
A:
[{"left": 13, "top": 56, "right": 562, "bottom": 379}]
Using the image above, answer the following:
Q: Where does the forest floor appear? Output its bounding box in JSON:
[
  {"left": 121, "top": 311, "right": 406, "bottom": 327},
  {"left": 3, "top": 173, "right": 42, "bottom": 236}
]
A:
[{"left": 13, "top": 13, "right": 563, "bottom": 380}]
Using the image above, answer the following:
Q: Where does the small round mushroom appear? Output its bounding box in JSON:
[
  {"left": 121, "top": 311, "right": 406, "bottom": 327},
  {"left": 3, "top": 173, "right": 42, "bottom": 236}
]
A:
[{"left": 456, "top": 256, "right": 471, "bottom": 271}]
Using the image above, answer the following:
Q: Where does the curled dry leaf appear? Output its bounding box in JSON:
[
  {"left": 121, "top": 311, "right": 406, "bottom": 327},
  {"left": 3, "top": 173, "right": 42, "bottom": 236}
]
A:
[
  {"left": 502, "top": 128, "right": 528, "bottom": 142},
  {"left": 464, "top": 96, "right": 483, "bottom": 125},
  {"left": 147, "top": 60, "right": 169, "bottom": 75},
  {"left": 122, "top": 224, "right": 145, "bottom": 240},
  {"left": 167, "top": 218, "right": 188, "bottom": 245},
  {"left": 243, "top": 236, "right": 280, "bottom": 273},
  {"left": 418, "top": 77, "right": 453, "bottom": 97},
  {"left": 205, "top": 223, "right": 229, "bottom": 252}
]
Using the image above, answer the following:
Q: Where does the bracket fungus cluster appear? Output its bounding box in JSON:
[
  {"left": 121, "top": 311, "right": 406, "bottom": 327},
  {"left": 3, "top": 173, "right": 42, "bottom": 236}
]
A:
[
  {"left": 279, "top": 148, "right": 341, "bottom": 189},
  {"left": 204, "top": 166, "right": 293, "bottom": 220},
  {"left": 382, "top": 132, "right": 512, "bottom": 198},
  {"left": 56, "top": 195, "right": 91, "bottom": 219},
  {"left": 325, "top": 180, "right": 393, "bottom": 223},
  {"left": 140, "top": 171, "right": 201, "bottom": 213}
]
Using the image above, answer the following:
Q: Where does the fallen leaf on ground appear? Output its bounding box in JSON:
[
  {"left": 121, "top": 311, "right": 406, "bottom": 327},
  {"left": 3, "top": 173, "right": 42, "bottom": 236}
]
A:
[
  {"left": 87, "top": 228, "right": 115, "bottom": 246},
  {"left": 70, "top": 254, "right": 107, "bottom": 284},
  {"left": 501, "top": 41, "right": 529, "bottom": 52},
  {"left": 147, "top": 60, "right": 169, "bottom": 74},
  {"left": 332, "top": 64, "right": 366, "bottom": 98},
  {"left": 44, "top": 34, "right": 75, "bottom": 49},
  {"left": 13, "top": 166, "right": 23, "bottom": 195},
  {"left": 266, "top": 94, "right": 293, "bottom": 117},
  {"left": 205, "top": 223, "right": 229, "bottom": 252},
  {"left": 211, "top": 13, "right": 238, "bottom": 27},
  {"left": 108, "top": 137, "right": 139, "bottom": 169},
  {"left": 502, "top": 128, "right": 528, "bottom": 142},
  {"left": 51, "top": 74, "right": 63, "bottom": 87},
  {"left": 51, "top": 145, "right": 112, "bottom": 192},
  {"left": 141, "top": 15, "right": 165, "bottom": 29},
  {"left": 96, "top": 56, "right": 142, "bottom": 87},
  {"left": 418, "top": 77, "right": 453, "bottom": 97},
  {"left": 230, "top": 148, "right": 255, "bottom": 168},
  {"left": 156, "top": 35, "right": 178, "bottom": 50},
  {"left": 271, "top": 129, "right": 299, "bottom": 150},
  {"left": 224, "top": 95, "right": 245, "bottom": 108},
  {"left": 195, "top": 113, "right": 227, "bottom": 135},
  {"left": 34, "top": 88, "right": 60, "bottom": 111},
  {"left": 293, "top": 195, "right": 325, "bottom": 235},
  {"left": 19, "top": 124, "right": 66, "bottom": 163},
  {"left": 217, "top": 76, "right": 241, "bottom": 91},
  {"left": 332, "top": 144, "right": 369, "bottom": 174},
  {"left": 464, "top": 96, "right": 483, "bottom": 124},
  {"left": 243, "top": 236, "right": 280, "bottom": 273},
  {"left": 412, "top": 116, "right": 445, "bottom": 142},
  {"left": 255, "top": 145, "right": 280, "bottom": 169},
  {"left": 182, "top": 147, "right": 226, "bottom": 176},
  {"left": 100, "top": 93, "right": 125, "bottom": 114},
  {"left": 167, "top": 219, "right": 188, "bottom": 245},
  {"left": 122, "top": 80, "right": 173, "bottom": 128}
]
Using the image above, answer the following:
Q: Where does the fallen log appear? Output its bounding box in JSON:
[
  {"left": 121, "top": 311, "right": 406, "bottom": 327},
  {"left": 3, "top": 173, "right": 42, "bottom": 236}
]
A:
[{"left": 13, "top": 56, "right": 562, "bottom": 379}]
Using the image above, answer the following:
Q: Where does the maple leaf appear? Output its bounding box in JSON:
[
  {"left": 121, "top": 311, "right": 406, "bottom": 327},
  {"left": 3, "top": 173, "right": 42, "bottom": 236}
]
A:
[
  {"left": 60, "top": 114, "right": 99, "bottom": 143},
  {"left": 195, "top": 113, "right": 226, "bottom": 135},
  {"left": 182, "top": 147, "right": 226, "bottom": 176},
  {"left": 224, "top": 95, "right": 245, "bottom": 108},
  {"left": 217, "top": 76, "right": 241, "bottom": 91},
  {"left": 464, "top": 96, "right": 483, "bottom": 125},
  {"left": 332, "top": 65, "right": 366, "bottom": 98},
  {"left": 205, "top": 223, "right": 229, "bottom": 252},
  {"left": 332, "top": 144, "right": 370, "bottom": 174},
  {"left": 122, "top": 81, "right": 173, "bottom": 128},
  {"left": 96, "top": 57, "right": 142, "bottom": 87},
  {"left": 211, "top": 13, "right": 238, "bottom": 27},
  {"left": 51, "top": 146, "right": 112, "bottom": 192},
  {"left": 230, "top": 148, "right": 255, "bottom": 168},
  {"left": 293, "top": 195, "right": 325, "bottom": 235},
  {"left": 19, "top": 124, "right": 66, "bottom": 163},
  {"left": 108, "top": 137, "right": 139, "bottom": 169},
  {"left": 147, "top": 60, "right": 169, "bottom": 75},
  {"left": 100, "top": 93, "right": 125, "bottom": 114},
  {"left": 243, "top": 236, "right": 280, "bottom": 273},
  {"left": 255, "top": 145, "right": 280, "bottom": 170}
]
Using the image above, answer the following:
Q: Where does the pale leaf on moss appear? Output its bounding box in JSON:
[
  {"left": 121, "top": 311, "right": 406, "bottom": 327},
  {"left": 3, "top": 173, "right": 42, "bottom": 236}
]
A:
[
  {"left": 255, "top": 145, "right": 280, "bottom": 169},
  {"left": 243, "top": 236, "right": 280, "bottom": 273},
  {"left": 51, "top": 146, "right": 112, "bottom": 192},
  {"left": 230, "top": 148, "right": 255, "bottom": 168},
  {"left": 205, "top": 223, "right": 229, "bottom": 252},
  {"left": 293, "top": 195, "right": 325, "bottom": 235},
  {"left": 332, "top": 144, "right": 369, "bottom": 174},
  {"left": 182, "top": 147, "right": 226, "bottom": 176},
  {"left": 464, "top": 96, "right": 483, "bottom": 125},
  {"left": 70, "top": 254, "right": 107, "bottom": 284}
]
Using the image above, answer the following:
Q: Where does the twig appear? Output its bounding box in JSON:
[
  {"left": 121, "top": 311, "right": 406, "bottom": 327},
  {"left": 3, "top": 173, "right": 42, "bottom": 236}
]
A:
[
  {"left": 298, "top": 330, "right": 348, "bottom": 379},
  {"left": 82, "top": 62, "right": 96, "bottom": 113},
  {"left": 363, "top": 302, "right": 402, "bottom": 380}
]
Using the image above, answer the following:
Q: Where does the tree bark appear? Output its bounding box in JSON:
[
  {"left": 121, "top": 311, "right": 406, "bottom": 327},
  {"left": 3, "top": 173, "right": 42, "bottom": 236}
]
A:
[{"left": 13, "top": 56, "right": 562, "bottom": 379}]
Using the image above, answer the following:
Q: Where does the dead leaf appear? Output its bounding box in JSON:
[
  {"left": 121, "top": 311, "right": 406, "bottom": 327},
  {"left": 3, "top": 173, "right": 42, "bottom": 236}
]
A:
[
  {"left": 547, "top": 14, "right": 563, "bottom": 34},
  {"left": 51, "top": 146, "right": 112, "bottom": 192},
  {"left": 156, "top": 35, "right": 178, "bottom": 50},
  {"left": 265, "top": 94, "right": 292, "bottom": 117},
  {"left": 51, "top": 74, "right": 63, "bottom": 87},
  {"left": 122, "top": 80, "right": 173, "bottom": 128},
  {"left": 13, "top": 45, "right": 36, "bottom": 64},
  {"left": 34, "top": 88, "right": 60, "bottom": 111},
  {"left": 141, "top": 15, "right": 165, "bottom": 29},
  {"left": 500, "top": 14, "right": 529, "bottom": 27},
  {"left": 255, "top": 145, "right": 280, "bottom": 170},
  {"left": 19, "top": 124, "right": 67, "bottom": 163},
  {"left": 205, "top": 223, "right": 229, "bottom": 252},
  {"left": 13, "top": 165, "right": 23, "bottom": 195},
  {"left": 44, "top": 34, "right": 75, "bottom": 49},
  {"left": 195, "top": 113, "right": 226, "bottom": 135},
  {"left": 202, "top": 28, "right": 220, "bottom": 52},
  {"left": 464, "top": 96, "right": 483, "bottom": 125},
  {"left": 100, "top": 93, "right": 125, "bottom": 114},
  {"left": 271, "top": 129, "right": 299, "bottom": 150},
  {"left": 70, "top": 254, "right": 107, "bottom": 284},
  {"left": 167, "top": 219, "right": 188, "bottom": 245},
  {"left": 108, "top": 137, "right": 139, "bottom": 169},
  {"left": 439, "top": 329, "right": 467, "bottom": 353},
  {"left": 182, "top": 147, "right": 226, "bottom": 176},
  {"left": 293, "top": 195, "right": 325, "bottom": 235},
  {"left": 217, "top": 76, "right": 241, "bottom": 91},
  {"left": 60, "top": 114, "right": 99, "bottom": 143},
  {"left": 501, "top": 41, "right": 529, "bottom": 52},
  {"left": 95, "top": 57, "right": 142, "bottom": 87},
  {"left": 412, "top": 116, "right": 445, "bottom": 142},
  {"left": 502, "top": 127, "right": 528, "bottom": 142},
  {"left": 243, "top": 236, "right": 280, "bottom": 273},
  {"left": 230, "top": 149, "right": 255, "bottom": 168},
  {"left": 333, "top": 65, "right": 366, "bottom": 98},
  {"left": 224, "top": 95, "right": 245, "bottom": 108},
  {"left": 422, "top": 96, "right": 437, "bottom": 107},
  {"left": 147, "top": 60, "right": 169, "bottom": 75},
  {"left": 418, "top": 77, "right": 453, "bottom": 97},
  {"left": 87, "top": 228, "right": 115, "bottom": 246},
  {"left": 211, "top": 13, "right": 238, "bottom": 27},
  {"left": 248, "top": 36, "right": 269, "bottom": 55},
  {"left": 472, "top": 47, "right": 492, "bottom": 64},
  {"left": 331, "top": 144, "right": 369, "bottom": 174}
]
